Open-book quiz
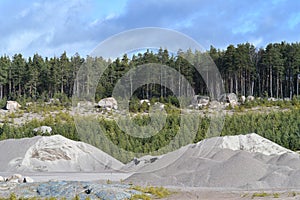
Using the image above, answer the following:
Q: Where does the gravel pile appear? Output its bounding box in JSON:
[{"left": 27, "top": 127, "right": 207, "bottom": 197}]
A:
[{"left": 126, "top": 133, "right": 300, "bottom": 189}]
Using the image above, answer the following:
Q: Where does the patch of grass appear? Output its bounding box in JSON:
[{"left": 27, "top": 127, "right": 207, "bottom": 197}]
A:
[
  {"left": 251, "top": 192, "right": 269, "bottom": 199},
  {"left": 131, "top": 185, "right": 171, "bottom": 199},
  {"left": 130, "top": 194, "right": 151, "bottom": 200},
  {"left": 241, "top": 193, "right": 249, "bottom": 198},
  {"left": 288, "top": 191, "right": 297, "bottom": 197},
  {"left": 273, "top": 193, "right": 280, "bottom": 198}
]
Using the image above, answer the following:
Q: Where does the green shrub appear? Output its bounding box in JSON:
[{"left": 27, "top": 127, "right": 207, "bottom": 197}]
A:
[{"left": 251, "top": 192, "right": 269, "bottom": 198}]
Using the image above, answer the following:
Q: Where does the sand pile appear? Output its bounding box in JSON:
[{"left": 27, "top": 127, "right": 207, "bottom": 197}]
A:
[
  {"left": 0, "top": 135, "right": 124, "bottom": 172},
  {"left": 125, "top": 133, "right": 300, "bottom": 189}
]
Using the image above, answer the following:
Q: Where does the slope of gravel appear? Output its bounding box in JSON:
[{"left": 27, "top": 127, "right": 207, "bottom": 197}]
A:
[
  {"left": 0, "top": 135, "right": 124, "bottom": 172},
  {"left": 125, "top": 133, "right": 300, "bottom": 189}
]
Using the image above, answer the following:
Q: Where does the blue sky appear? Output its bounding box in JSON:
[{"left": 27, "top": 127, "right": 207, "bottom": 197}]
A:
[{"left": 0, "top": 0, "right": 300, "bottom": 57}]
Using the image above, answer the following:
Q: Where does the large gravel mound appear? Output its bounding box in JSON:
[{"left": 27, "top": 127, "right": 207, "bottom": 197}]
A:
[
  {"left": 126, "top": 133, "right": 300, "bottom": 189},
  {"left": 0, "top": 135, "right": 124, "bottom": 172}
]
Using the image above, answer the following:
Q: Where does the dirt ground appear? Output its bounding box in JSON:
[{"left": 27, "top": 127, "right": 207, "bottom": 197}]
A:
[{"left": 162, "top": 188, "right": 300, "bottom": 200}]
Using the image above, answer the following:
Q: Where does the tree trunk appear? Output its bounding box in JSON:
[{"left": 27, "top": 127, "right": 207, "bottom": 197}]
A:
[
  {"left": 0, "top": 85, "right": 2, "bottom": 99},
  {"left": 270, "top": 66, "right": 273, "bottom": 97},
  {"left": 61, "top": 76, "right": 64, "bottom": 94},
  {"left": 276, "top": 72, "right": 279, "bottom": 99},
  {"left": 235, "top": 73, "right": 238, "bottom": 95},
  {"left": 230, "top": 76, "right": 233, "bottom": 93}
]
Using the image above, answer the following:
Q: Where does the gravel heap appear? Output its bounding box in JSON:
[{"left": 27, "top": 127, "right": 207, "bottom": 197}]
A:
[{"left": 126, "top": 133, "right": 300, "bottom": 189}]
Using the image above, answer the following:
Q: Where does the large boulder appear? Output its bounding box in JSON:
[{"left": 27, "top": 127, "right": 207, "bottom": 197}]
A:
[
  {"left": 218, "top": 93, "right": 238, "bottom": 103},
  {"left": 240, "top": 96, "right": 246, "bottom": 103},
  {"left": 6, "top": 101, "right": 21, "bottom": 111},
  {"left": 247, "top": 96, "right": 255, "bottom": 101},
  {"left": 98, "top": 97, "right": 118, "bottom": 110}
]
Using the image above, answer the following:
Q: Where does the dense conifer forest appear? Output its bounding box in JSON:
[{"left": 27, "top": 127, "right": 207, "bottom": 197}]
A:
[{"left": 1, "top": 42, "right": 300, "bottom": 102}]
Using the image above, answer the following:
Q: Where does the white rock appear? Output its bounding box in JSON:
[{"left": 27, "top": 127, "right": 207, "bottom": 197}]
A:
[
  {"left": 6, "top": 174, "right": 23, "bottom": 183},
  {"left": 6, "top": 101, "right": 21, "bottom": 111},
  {"left": 98, "top": 97, "right": 118, "bottom": 110},
  {"left": 140, "top": 99, "right": 150, "bottom": 106},
  {"left": 33, "top": 126, "right": 52, "bottom": 134},
  {"left": 268, "top": 97, "right": 277, "bottom": 101},
  {"left": 0, "top": 176, "right": 4, "bottom": 182},
  {"left": 240, "top": 96, "right": 246, "bottom": 103},
  {"left": 247, "top": 96, "right": 255, "bottom": 101}
]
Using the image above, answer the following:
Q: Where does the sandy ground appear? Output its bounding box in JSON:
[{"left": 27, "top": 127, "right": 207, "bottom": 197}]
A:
[
  {"left": 1, "top": 172, "right": 299, "bottom": 200},
  {"left": 163, "top": 187, "right": 300, "bottom": 200},
  {"left": 0, "top": 172, "right": 132, "bottom": 182}
]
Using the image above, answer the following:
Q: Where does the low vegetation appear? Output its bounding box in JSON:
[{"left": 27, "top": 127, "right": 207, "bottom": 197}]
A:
[
  {"left": 130, "top": 185, "right": 171, "bottom": 199},
  {"left": 250, "top": 192, "right": 283, "bottom": 199},
  {"left": 0, "top": 100, "right": 300, "bottom": 163}
]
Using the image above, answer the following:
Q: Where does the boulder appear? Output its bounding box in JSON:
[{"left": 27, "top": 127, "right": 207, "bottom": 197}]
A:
[
  {"left": 6, "top": 174, "right": 23, "bottom": 183},
  {"left": 140, "top": 99, "right": 150, "bottom": 106},
  {"left": 218, "top": 93, "right": 238, "bottom": 104},
  {"left": 247, "top": 96, "right": 255, "bottom": 101},
  {"left": 192, "top": 95, "right": 210, "bottom": 108},
  {"left": 6, "top": 101, "right": 21, "bottom": 111},
  {"left": 98, "top": 97, "right": 118, "bottom": 110},
  {"left": 240, "top": 96, "right": 246, "bottom": 103},
  {"left": 268, "top": 97, "right": 277, "bottom": 101},
  {"left": 33, "top": 126, "right": 52, "bottom": 134}
]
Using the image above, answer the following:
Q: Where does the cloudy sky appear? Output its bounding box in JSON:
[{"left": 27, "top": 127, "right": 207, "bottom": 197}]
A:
[{"left": 0, "top": 0, "right": 300, "bottom": 58}]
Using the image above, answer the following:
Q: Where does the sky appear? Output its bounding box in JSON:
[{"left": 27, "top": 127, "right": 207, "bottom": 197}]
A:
[{"left": 0, "top": 0, "right": 300, "bottom": 58}]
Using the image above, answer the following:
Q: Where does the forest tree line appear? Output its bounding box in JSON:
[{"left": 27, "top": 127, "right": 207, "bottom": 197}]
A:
[{"left": 1, "top": 41, "right": 300, "bottom": 102}]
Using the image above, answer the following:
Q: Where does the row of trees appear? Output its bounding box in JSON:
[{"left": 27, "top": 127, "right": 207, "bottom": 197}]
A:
[
  {"left": 0, "top": 52, "right": 84, "bottom": 100},
  {"left": 210, "top": 42, "right": 300, "bottom": 98},
  {"left": 1, "top": 41, "right": 300, "bottom": 102}
]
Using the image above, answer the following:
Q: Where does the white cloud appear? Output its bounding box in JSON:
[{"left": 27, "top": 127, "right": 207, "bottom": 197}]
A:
[
  {"left": 249, "top": 37, "right": 263, "bottom": 47},
  {"left": 6, "top": 31, "right": 41, "bottom": 53}
]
